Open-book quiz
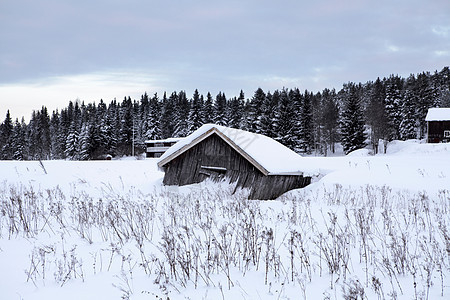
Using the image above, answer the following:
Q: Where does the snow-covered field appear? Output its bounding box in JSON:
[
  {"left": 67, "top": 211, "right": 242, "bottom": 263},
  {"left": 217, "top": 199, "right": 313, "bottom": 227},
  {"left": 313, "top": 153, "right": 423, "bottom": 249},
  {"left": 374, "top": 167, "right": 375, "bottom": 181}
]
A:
[{"left": 0, "top": 140, "right": 449, "bottom": 299}]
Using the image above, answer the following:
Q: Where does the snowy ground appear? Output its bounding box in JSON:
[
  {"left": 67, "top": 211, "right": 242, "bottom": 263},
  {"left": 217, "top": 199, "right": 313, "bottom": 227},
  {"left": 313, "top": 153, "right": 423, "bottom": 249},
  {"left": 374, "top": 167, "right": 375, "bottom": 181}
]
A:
[{"left": 0, "top": 140, "right": 449, "bottom": 299}]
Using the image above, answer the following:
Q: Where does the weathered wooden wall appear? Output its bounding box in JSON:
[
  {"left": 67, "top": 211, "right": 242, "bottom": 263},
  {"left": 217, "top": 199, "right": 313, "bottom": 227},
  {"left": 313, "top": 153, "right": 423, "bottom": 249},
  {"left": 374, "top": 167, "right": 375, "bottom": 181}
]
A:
[
  {"left": 234, "top": 171, "right": 311, "bottom": 200},
  {"left": 162, "top": 133, "right": 310, "bottom": 199}
]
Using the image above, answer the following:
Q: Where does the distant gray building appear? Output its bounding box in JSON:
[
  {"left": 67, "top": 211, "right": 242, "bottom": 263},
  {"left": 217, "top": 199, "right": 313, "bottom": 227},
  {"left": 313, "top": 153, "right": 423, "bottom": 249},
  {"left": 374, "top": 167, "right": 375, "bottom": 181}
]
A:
[{"left": 145, "top": 138, "right": 182, "bottom": 158}]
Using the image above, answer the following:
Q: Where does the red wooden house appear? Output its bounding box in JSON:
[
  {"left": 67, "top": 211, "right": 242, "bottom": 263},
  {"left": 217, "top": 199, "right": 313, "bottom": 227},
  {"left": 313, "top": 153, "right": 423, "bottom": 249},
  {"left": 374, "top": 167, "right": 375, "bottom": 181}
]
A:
[{"left": 425, "top": 108, "right": 450, "bottom": 143}]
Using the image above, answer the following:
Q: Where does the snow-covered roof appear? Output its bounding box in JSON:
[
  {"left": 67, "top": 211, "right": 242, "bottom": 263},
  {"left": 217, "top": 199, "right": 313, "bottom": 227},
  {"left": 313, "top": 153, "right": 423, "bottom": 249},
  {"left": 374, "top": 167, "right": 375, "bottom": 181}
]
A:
[
  {"left": 425, "top": 108, "right": 450, "bottom": 121},
  {"left": 145, "top": 137, "right": 183, "bottom": 144},
  {"left": 157, "top": 124, "right": 304, "bottom": 176}
]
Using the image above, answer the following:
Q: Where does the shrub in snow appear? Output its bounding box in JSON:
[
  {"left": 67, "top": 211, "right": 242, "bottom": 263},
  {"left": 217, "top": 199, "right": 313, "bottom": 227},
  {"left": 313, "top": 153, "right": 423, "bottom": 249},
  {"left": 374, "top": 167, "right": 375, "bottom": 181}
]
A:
[{"left": 0, "top": 180, "right": 449, "bottom": 299}]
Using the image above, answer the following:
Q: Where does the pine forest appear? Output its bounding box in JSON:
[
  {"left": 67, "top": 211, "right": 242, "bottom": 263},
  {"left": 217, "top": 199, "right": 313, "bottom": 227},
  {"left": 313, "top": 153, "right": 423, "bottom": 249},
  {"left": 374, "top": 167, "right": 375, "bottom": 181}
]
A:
[{"left": 1, "top": 67, "right": 449, "bottom": 160}]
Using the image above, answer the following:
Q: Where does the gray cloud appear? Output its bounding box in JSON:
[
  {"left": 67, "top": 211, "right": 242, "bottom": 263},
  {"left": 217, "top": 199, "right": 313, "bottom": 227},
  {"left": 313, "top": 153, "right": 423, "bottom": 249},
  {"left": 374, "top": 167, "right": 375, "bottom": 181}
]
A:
[{"left": 0, "top": 0, "right": 449, "bottom": 111}]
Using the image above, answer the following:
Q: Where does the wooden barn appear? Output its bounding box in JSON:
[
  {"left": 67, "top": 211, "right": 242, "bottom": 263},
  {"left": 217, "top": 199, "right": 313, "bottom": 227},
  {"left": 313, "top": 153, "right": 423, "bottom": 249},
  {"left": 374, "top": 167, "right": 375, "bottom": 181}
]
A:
[
  {"left": 425, "top": 108, "right": 450, "bottom": 143},
  {"left": 157, "top": 124, "right": 311, "bottom": 200}
]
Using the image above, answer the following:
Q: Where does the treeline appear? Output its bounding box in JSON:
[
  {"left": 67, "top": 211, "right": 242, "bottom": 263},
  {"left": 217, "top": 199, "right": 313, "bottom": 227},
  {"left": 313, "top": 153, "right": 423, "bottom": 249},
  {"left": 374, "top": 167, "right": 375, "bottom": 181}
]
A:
[{"left": 1, "top": 67, "right": 449, "bottom": 160}]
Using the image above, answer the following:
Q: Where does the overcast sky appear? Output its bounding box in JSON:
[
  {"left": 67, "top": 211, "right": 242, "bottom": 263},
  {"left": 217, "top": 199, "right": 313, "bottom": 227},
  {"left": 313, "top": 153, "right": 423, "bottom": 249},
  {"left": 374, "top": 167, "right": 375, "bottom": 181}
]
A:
[{"left": 1, "top": 0, "right": 449, "bottom": 120}]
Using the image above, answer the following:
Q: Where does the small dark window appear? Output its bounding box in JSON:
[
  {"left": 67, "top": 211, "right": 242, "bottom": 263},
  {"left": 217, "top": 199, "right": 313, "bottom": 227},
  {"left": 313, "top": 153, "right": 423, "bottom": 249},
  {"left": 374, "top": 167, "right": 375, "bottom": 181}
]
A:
[{"left": 444, "top": 130, "right": 450, "bottom": 138}]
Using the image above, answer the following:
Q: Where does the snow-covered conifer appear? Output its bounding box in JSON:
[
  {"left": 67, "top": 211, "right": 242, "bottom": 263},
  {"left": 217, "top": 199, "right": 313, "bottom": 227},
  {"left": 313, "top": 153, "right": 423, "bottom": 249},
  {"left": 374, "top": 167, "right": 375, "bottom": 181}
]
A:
[
  {"left": 214, "top": 92, "right": 227, "bottom": 126},
  {"left": 399, "top": 89, "right": 417, "bottom": 140},
  {"left": 187, "top": 89, "right": 204, "bottom": 134},
  {"left": 64, "top": 122, "right": 79, "bottom": 160},
  {"left": 340, "top": 84, "right": 366, "bottom": 154}
]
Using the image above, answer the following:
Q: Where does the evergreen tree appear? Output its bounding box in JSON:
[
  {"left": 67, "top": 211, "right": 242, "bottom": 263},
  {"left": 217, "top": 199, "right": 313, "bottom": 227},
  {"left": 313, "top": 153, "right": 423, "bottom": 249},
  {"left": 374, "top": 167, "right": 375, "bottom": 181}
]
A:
[
  {"left": 87, "top": 103, "right": 103, "bottom": 158},
  {"left": 50, "top": 110, "right": 64, "bottom": 159},
  {"left": 214, "top": 92, "right": 227, "bottom": 126},
  {"left": 246, "top": 88, "right": 265, "bottom": 132},
  {"left": 94, "top": 100, "right": 109, "bottom": 157},
  {"left": 187, "top": 89, "right": 204, "bottom": 133},
  {"left": 0, "top": 110, "right": 13, "bottom": 159},
  {"left": 366, "top": 78, "right": 388, "bottom": 153},
  {"left": 140, "top": 92, "right": 150, "bottom": 121},
  {"left": 66, "top": 101, "right": 75, "bottom": 128},
  {"left": 118, "top": 97, "right": 134, "bottom": 155},
  {"left": 132, "top": 99, "right": 145, "bottom": 156},
  {"left": 26, "top": 107, "right": 51, "bottom": 160},
  {"left": 12, "top": 118, "right": 27, "bottom": 160},
  {"left": 203, "top": 92, "right": 215, "bottom": 123},
  {"left": 145, "top": 93, "right": 162, "bottom": 140},
  {"left": 72, "top": 101, "right": 82, "bottom": 131},
  {"left": 298, "top": 89, "right": 314, "bottom": 153},
  {"left": 173, "top": 91, "right": 190, "bottom": 137},
  {"left": 399, "top": 88, "right": 418, "bottom": 140},
  {"left": 311, "top": 91, "right": 324, "bottom": 154},
  {"left": 435, "top": 67, "right": 450, "bottom": 106},
  {"left": 259, "top": 91, "right": 277, "bottom": 137},
  {"left": 384, "top": 75, "right": 403, "bottom": 141},
  {"left": 160, "top": 92, "right": 175, "bottom": 138},
  {"left": 288, "top": 88, "right": 302, "bottom": 151},
  {"left": 58, "top": 107, "right": 71, "bottom": 158},
  {"left": 226, "top": 95, "right": 244, "bottom": 129},
  {"left": 273, "top": 89, "right": 297, "bottom": 149},
  {"left": 39, "top": 106, "right": 51, "bottom": 159},
  {"left": 321, "top": 89, "right": 339, "bottom": 154},
  {"left": 65, "top": 122, "right": 79, "bottom": 160},
  {"left": 104, "top": 101, "right": 119, "bottom": 156},
  {"left": 78, "top": 123, "right": 92, "bottom": 160},
  {"left": 340, "top": 84, "right": 367, "bottom": 154},
  {"left": 415, "top": 73, "right": 436, "bottom": 138},
  {"left": 27, "top": 110, "right": 38, "bottom": 159}
]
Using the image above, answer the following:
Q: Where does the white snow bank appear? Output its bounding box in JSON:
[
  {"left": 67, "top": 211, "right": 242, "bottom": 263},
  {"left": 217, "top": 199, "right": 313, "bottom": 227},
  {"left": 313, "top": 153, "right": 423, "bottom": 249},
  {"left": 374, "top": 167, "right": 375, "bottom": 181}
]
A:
[
  {"left": 346, "top": 148, "right": 370, "bottom": 157},
  {"left": 385, "top": 139, "right": 450, "bottom": 156},
  {"left": 295, "top": 139, "right": 450, "bottom": 193},
  {"left": 0, "top": 159, "right": 164, "bottom": 197},
  {"left": 0, "top": 141, "right": 449, "bottom": 300}
]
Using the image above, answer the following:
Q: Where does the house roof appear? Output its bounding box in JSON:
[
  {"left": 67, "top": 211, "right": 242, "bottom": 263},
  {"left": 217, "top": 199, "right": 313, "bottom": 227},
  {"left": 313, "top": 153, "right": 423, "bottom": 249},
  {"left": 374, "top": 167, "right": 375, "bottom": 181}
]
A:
[
  {"left": 157, "top": 124, "right": 304, "bottom": 176},
  {"left": 144, "top": 137, "right": 183, "bottom": 144},
  {"left": 425, "top": 108, "right": 450, "bottom": 121}
]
